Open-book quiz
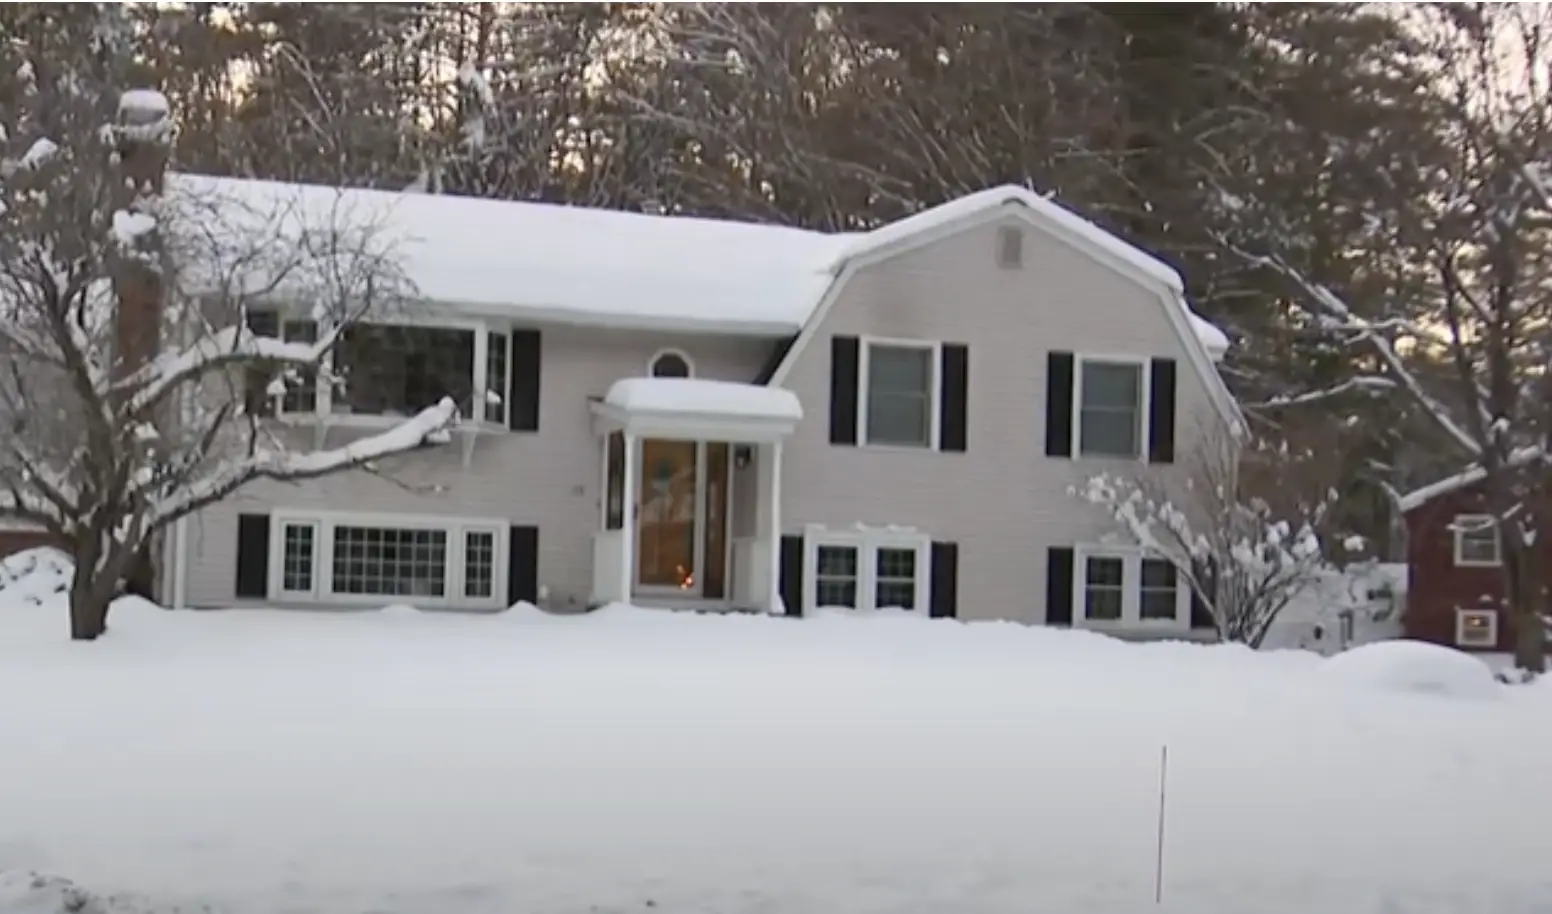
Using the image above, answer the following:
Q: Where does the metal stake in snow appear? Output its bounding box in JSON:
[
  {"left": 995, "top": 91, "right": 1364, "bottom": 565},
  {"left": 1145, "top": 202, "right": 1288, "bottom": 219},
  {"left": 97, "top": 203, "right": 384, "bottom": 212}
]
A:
[{"left": 1155, "top": 744, "right": 1169, "bottom": 904}]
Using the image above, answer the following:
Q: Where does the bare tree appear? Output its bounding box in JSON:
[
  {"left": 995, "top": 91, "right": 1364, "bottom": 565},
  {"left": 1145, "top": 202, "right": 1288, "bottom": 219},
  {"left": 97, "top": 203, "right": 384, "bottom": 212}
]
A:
[
  {"left": 1075, "top": 432, "right": 1339, "bottom": 647},
  {"left": 0, "top": 28, "right": 456, "bottom": 640}
]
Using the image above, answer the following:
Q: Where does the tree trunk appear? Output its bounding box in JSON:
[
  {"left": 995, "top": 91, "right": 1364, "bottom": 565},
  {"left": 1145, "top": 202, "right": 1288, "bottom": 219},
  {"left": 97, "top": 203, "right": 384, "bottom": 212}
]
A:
[
  {"left": 67, "top": 578, "right": 112, "bottom": 641},
  {"left": 1506, "top": 540, "right": 1547, "bottom": 675}
]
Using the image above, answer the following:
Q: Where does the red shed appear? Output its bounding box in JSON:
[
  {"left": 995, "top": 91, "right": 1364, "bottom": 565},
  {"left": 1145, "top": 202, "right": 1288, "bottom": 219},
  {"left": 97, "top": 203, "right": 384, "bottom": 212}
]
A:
[{"left": 1399, "top": 466, "right": 1546, "bottom": 653}]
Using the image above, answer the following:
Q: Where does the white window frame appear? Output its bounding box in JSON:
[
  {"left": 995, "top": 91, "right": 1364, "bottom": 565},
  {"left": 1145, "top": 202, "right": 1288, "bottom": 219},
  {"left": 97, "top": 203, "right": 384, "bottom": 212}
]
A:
[
  {"left": 267, "top": 509, "right": 508, "bottom": 609},
  {"left": 1451, "top": 514, "right": 1502, "bottom": 567},
  {"left": 1072, "top": 354, "right": 1150, "bottom": 461},
  {"left": 801, "top": 524, "right": 931, "bottom": 613},
  {"left": 648, "top": 348, "right": 696, "bottom": 379},
  {"left": 461, "top": 527, "right": 500, "bottom": 601},
  {"left": 1454, "top": 607, "right": 1498, "bottom": 648},
  {"left": 253, "top": 308, "right": 507, "bottom": 429},
  {"left": 483, "top": 330, "right": 510, "bottom": 425},
  {"left": 276, "top": 519, "right": 321, "bottom": 599},
  {"left": 1073, "top": 545, "right": 1189, "bottom": 631},
  {"left": 857, "top": 336, "right": 941, "bottom": 450}
]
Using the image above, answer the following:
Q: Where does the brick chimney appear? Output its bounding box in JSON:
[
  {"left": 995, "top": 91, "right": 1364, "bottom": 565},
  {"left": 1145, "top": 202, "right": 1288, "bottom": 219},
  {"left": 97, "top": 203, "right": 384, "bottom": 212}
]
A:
[{"left": 112, "top": 89, "right": 171, "bottom": 384}]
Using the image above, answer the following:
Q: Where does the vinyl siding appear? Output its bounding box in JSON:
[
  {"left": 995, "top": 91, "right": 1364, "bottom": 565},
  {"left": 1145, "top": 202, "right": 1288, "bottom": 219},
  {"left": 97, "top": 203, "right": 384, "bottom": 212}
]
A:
[
  {"left": 776, "top": 213, "right": 1227, "bottom": 624},
  {"left": 183, "top": 325, "right": 775, "bottom": 610}
]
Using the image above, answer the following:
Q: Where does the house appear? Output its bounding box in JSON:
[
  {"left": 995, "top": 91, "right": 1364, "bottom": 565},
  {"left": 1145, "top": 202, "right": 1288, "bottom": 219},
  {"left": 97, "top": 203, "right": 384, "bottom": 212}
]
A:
[
  {"left": 148, "top": 175, "right": 1240, "bottom": 632},
  {"left": 1397, "top": 460, "right": 1545, "bottom": 652}
]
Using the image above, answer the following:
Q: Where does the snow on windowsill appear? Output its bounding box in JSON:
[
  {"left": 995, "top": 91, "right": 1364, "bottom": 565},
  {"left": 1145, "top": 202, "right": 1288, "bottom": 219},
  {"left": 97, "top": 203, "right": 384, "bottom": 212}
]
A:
[{"left": 604, "top": 378, "right": 803, "bottom": 422}]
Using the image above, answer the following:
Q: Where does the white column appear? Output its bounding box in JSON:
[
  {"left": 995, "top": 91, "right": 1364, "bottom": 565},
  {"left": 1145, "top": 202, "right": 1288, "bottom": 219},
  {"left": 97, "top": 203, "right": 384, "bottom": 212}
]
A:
[
  {"left": 764, "top": 441, "right": 784, "bottom": 615},
  {"left": 619, "top": 432, "right": 638, "bottom": 604}
]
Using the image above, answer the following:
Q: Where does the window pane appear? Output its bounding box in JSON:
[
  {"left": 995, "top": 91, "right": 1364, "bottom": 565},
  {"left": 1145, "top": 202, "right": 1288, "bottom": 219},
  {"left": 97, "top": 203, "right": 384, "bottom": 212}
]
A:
[
  {"left": 876, "top": 581, "right": 916, "bottom": 610},
  {"left": 816, "top": 579, "right": 858, "bottom": 608},
  {"left": 877, "top": 547, "right": 916, "bottom": 580},
  {"left": 464, "top": 530, "right": 495, "bottom": 599},
  {"left": 815, "top": 544, "right": 858, "bottom": 609},
  {"left": 868, "top": 345, "right": 932, "bottom": 395},
  {"left": 1081, "top": 362, "right": 1142, "bottom": 410},
  {"left": 816, "top": 545, "right": 857, "bottom": 577},
  {"left": 651, "top": 353, "right": 691, "bottom": 378},
  {"left": 337, "top": 325, "right": 474, "bottom": 417},
  {"left": 1079, "top": 409, "right": 1139, "bottom": 458},
  {"left": 331, "top": 526, "right": 447, "bottom": 597},
  {"left": 875, "top": 547, "right": 917, "bottom": 610},
  {"left": 1085, "top": 588, "right": 1123, "bottom": 621},
  {"left": 1140, "top": 589, "right": 1177, "bottom": 620},
  {"left": 280, "top": 320, "right": 318, "bottom": 413},
  {"left": 866, "top": 391, "right": 930, "bottom": 446},
  {"left": 1141, "top": 559, "right": 1175, "bottom": 588},
  {"left": 484, "top": 332, "right": 507, "bottom": 423},
  {"left": 1086, "top": 556, "right": 1124, "bottom": 587},
  {"left": 282, "top": 524, "right": 314, "bottom": 593}
]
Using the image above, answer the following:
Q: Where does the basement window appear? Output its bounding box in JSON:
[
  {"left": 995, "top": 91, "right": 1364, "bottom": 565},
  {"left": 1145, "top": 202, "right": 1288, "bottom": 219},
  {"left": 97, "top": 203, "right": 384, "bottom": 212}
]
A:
[{"left": 1454, "top": 608, "right": 1498, "bottom": 649}]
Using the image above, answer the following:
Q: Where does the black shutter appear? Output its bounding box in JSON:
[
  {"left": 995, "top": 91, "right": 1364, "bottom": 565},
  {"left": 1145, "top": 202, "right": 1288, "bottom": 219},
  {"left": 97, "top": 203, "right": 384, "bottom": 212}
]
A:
[
  {"left": 507, "top": 525, "right": 539, "bottom": 605},
  {"left": 235, "top": 513, "right": 270, "bottom": 598},
  {"left": 1046, "top": 546, "right": 1075, "bottom": 625},
  {"left": 1190, "top": 557, "right": 1216, "bottom": 630},
  {"left": 940, "top": 344, "right": 969, "bottom": 452},
  {"left": 930, "top": 541, "right": 959, "bottom": 618},
  {"left": 1148, "top": 358, "right": 1177, "bottom": 464},
  {"left": 829, "top": 336, "right": 860, "bottom": 446},
  {"left": 509, "top": 329, "right": 541, "bottom": 432},
  {"left": 779, "top": 535, "right": 804, "bottom": 617},
  {"left": 1045, "top": 352, "right": 1075, "bottom": 458}
]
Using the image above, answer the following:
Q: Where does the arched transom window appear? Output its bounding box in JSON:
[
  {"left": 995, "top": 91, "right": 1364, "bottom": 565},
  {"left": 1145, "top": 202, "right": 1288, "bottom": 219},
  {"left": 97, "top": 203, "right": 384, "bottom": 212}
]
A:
[{"left": 650, "top": 350, "right": 693, "bottom": 379}]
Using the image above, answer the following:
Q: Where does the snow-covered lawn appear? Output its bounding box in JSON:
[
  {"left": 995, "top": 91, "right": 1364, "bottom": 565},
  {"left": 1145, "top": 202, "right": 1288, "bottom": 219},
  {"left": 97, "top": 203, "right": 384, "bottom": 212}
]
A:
[{"left": 2, "top": 549, "right": 1550, "bottom": 914}]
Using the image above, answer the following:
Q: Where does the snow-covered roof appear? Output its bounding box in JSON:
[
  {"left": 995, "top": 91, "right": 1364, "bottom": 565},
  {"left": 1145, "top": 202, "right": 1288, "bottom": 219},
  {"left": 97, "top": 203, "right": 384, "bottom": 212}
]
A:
[
  {"left": 164, "top": 174, "right": 1232, "bottom": 357},
  {"left": 165, "top": 173, "right": 852, "bottom": 337},
  {"left": 1396, "top": 447, "right": 1547, "bottom": 513},
  {"left": 831, "top": 185, "right": 1187, "bottom": 293},
  {"left": 603, "top": 378, "right": 803, "bottom": 423}
]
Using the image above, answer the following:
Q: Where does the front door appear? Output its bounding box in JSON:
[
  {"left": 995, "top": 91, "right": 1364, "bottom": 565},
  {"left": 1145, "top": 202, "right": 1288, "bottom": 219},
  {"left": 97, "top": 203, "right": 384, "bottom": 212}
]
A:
[
  {"left": 637, "top": 439, "right": 701, "bottom": 592},
  {"left": 634, "top": 439, "right": 731, "bottom": 598}
]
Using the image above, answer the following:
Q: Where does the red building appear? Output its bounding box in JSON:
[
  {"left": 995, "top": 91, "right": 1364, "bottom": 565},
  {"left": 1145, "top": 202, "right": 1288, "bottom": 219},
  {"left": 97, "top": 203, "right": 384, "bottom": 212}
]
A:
[{"left": 1400, "top": 469, "right": 1536, "bottom": 652}]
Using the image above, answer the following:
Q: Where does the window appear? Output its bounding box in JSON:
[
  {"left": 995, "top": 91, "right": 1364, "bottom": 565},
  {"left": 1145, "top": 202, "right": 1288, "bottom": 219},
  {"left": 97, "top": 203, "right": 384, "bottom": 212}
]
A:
[
  {"left": 463, "top": 529, "right": 496, "bottom": 599},
  {"left": 1139, "top": 559, "right": 1178, "bottom": 620},
  {"left": 650, "top": 350, "right": 693, "bottom": 379},
  {"left": 862, "top": 340, "right": 937, "bottom": 448},
  {"left": 996, "top": 225, "right": 1023, "bottom": 269},
  {"left": 332, "top": 526, "right": 449, "bottom": 597},
  {"left": 280, "top": 522, "right": 317, "bottom": 595},
  {"left": 336, "top": 324, "right": 474, "bottom": 418},
  {"left": 1075, "top": 548, "right": 1187, "bottom": 629},
  {"left": 875, "top": 547, "right": 917, "bottom": 609},
  {"left": 484, "top": 332, "right": 508, "bottom": 424},
  {"left": 803, "top": 527, "right": 930, "bottom": 613},
  {"left": 1455, "top": 608, "right": 1498, "bottom": 648},
  {"left": 1083, "top": 555, "right": 1125, "bottom": 621},
  {"left": 814, "top": 545, "right": 859, "bottom": 608},
  {"left": 1452, "top": 514, "right": 1501, "bottom": 566},
  {"left": 1077, "top": 358, "right": 1144, "bottom": 458},
  {"left": 279, "top": 319, "right": 318, "bottom": 414},
  {"left": 268, "top": 513, "right": 506, "bottom": 607}
]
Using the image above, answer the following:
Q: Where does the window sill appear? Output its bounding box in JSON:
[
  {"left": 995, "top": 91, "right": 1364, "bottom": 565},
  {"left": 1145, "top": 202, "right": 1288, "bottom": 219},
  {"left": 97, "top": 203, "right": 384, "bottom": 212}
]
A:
[
  {"left": 856, "top": 441, "right": 939, "bottom": 454},
  {"left": 1452, "top": 560, "right": 1503, "bottom": 569}
]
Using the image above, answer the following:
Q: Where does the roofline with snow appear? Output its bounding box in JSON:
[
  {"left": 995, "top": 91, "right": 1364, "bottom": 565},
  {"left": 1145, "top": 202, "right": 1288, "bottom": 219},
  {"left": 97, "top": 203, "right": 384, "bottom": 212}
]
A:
[
  {"left": 764, "top": 190, "right": 1245, "bottom": 433},
  {"left": 1397, "top": 448, "right": 1548, "bottom": 513}
]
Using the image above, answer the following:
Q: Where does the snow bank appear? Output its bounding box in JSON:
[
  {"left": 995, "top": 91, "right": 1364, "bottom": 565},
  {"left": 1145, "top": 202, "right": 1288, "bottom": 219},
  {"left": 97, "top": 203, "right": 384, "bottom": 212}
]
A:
[
  {"left": 2, "top": 551, "right": 1548, "bottom": 912},
  {"left": 1319, "top": 640, "right": 1503, "bottom": 699},
  {"left": 603, "top": 377, "right": 803, "bottom": 421}
]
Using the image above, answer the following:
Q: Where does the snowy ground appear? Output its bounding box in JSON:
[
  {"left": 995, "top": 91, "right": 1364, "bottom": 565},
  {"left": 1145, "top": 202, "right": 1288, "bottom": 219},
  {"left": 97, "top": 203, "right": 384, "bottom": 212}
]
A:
[{"left": 2, "top": 549, "right": 1551, "bottom": 914}]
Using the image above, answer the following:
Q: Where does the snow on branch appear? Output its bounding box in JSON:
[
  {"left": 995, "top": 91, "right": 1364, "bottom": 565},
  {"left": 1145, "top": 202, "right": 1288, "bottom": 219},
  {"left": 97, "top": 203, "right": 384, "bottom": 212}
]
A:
[{"left": 146, "top": 397, "right": 457, "bottom": 530}]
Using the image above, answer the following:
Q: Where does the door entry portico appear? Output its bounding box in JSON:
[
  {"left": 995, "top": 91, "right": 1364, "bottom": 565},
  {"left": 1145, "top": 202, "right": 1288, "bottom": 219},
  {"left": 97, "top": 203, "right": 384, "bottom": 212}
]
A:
[{"left": 589, "top": 377, "right": 801, "bottom": 613}]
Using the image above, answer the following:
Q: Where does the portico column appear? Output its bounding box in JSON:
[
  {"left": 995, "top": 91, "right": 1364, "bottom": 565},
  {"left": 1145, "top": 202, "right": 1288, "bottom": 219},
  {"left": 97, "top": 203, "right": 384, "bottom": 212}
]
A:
[
  {"left": 764, "top": 440, "right": 784, "bottom": 615},
  {"left": 619, "top": 432, "right": 638, "bottom": 603}
]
